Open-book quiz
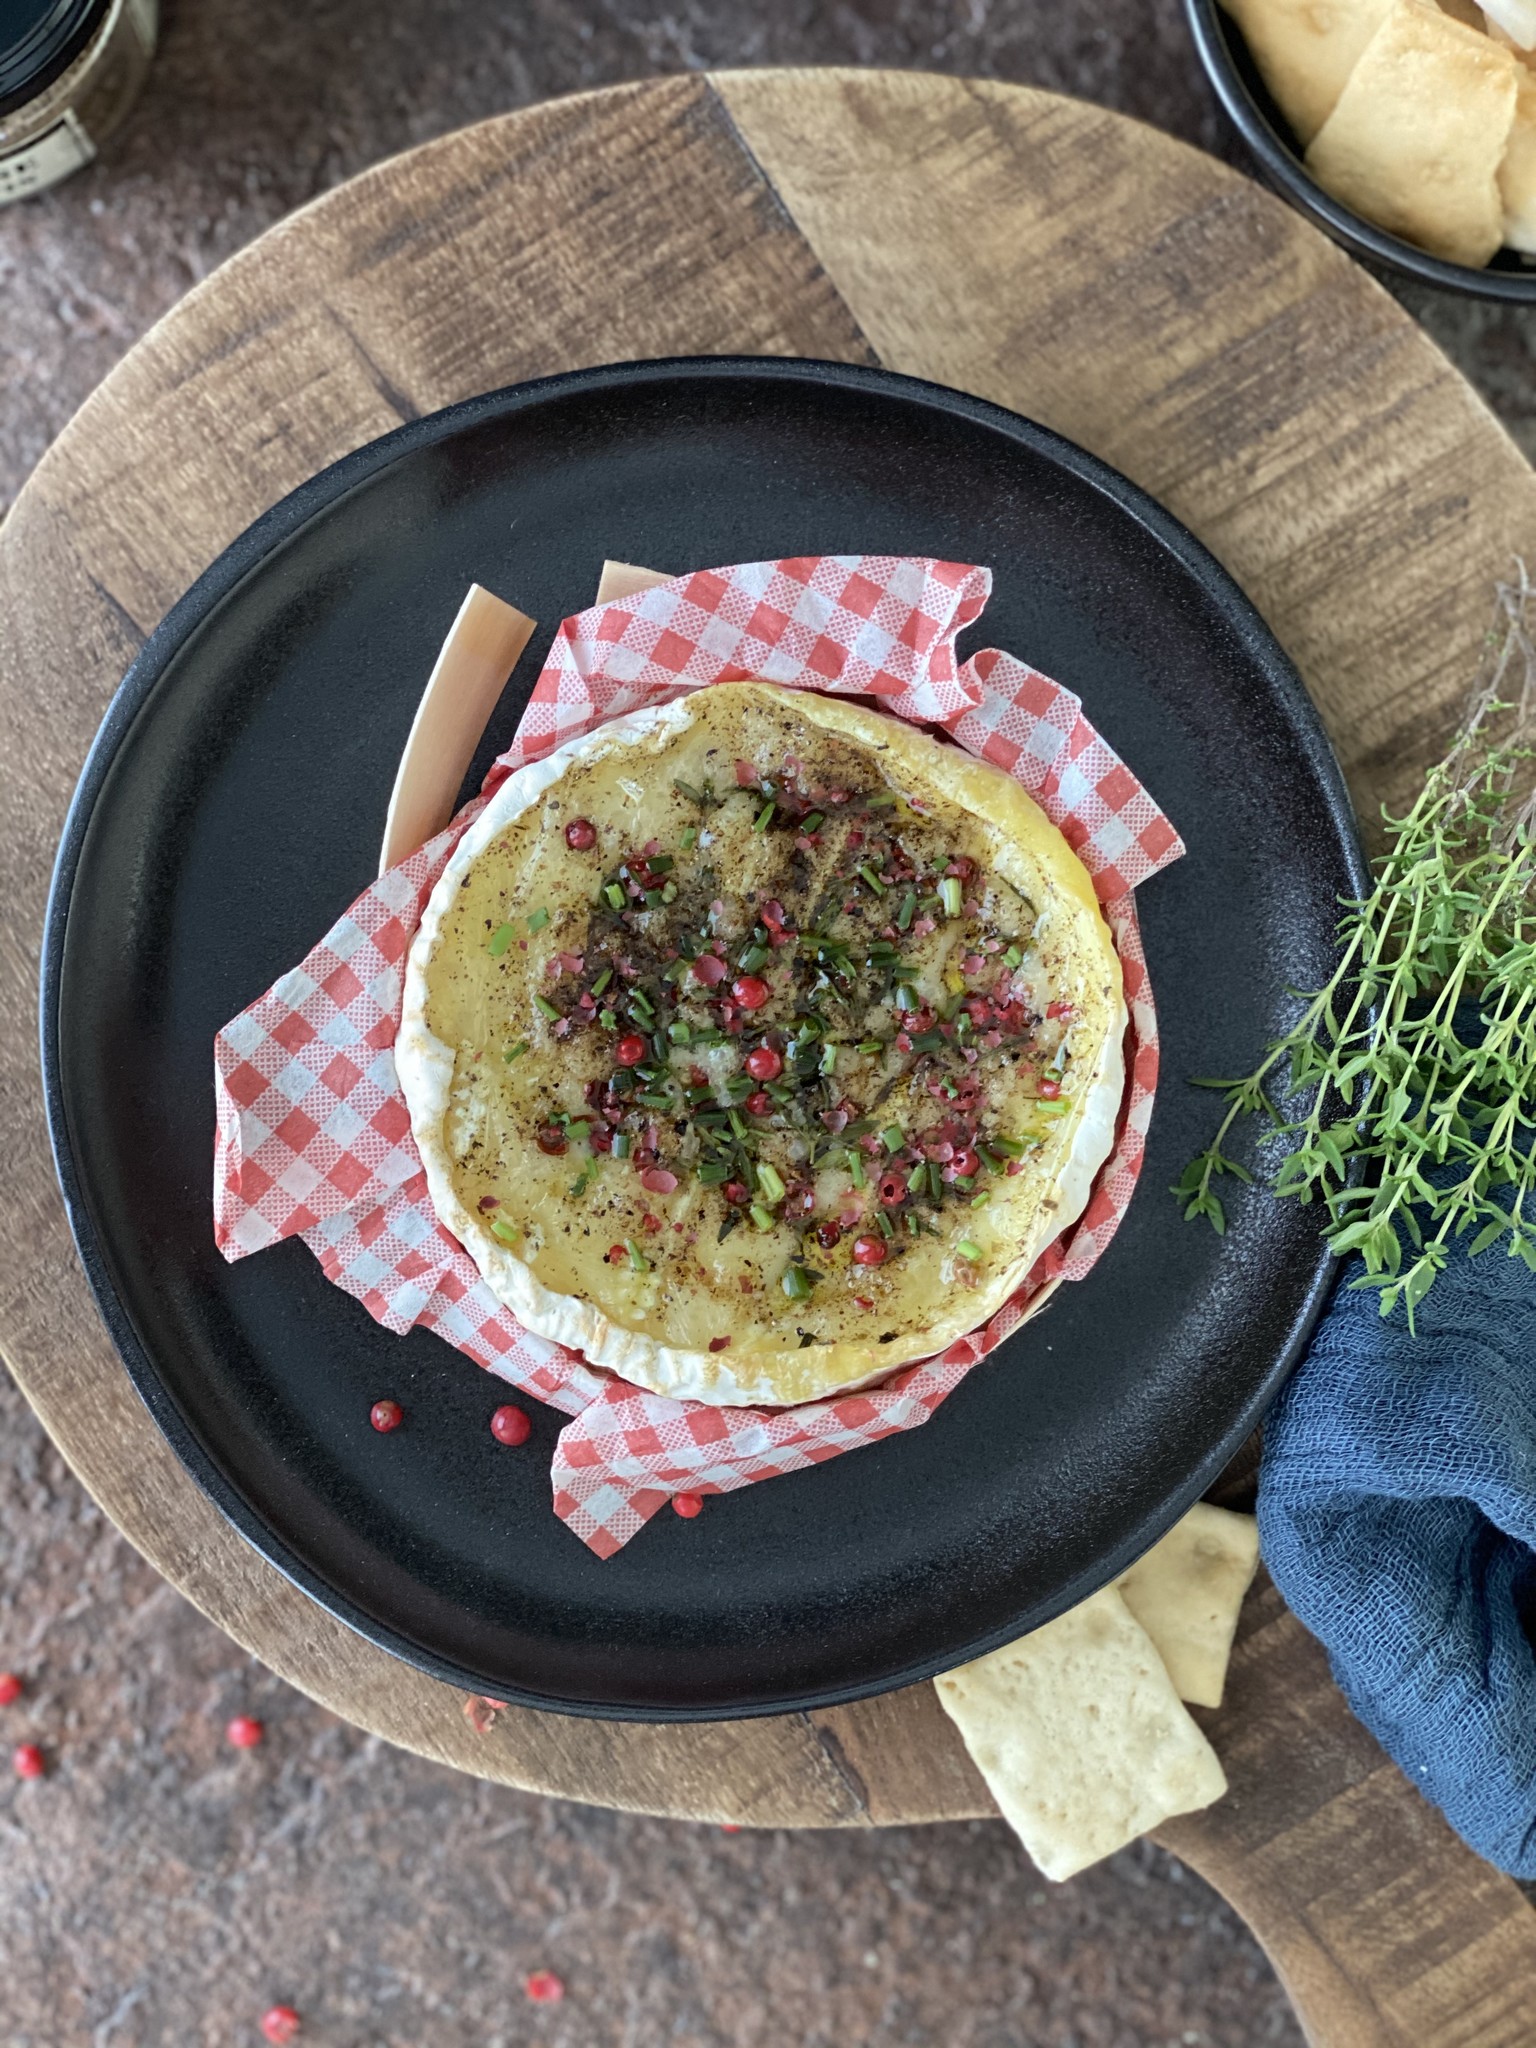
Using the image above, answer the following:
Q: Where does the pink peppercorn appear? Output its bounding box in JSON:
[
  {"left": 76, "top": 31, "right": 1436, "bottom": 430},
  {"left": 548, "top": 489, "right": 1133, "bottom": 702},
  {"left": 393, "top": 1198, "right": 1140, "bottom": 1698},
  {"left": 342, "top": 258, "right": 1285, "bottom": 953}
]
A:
[{"left": 490, "top": 1404, "right": 532, "bottom": 1446}]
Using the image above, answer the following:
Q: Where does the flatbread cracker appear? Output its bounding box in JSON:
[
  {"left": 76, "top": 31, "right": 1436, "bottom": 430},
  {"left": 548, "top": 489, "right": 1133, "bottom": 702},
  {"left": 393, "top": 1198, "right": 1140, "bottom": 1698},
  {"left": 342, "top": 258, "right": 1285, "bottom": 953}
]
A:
[
  {"left": 1118, "top": 1503, "right": 1260, "bottom": 1710},
  {"left": 1219, "top": 0, "right": 1394, "bottom": 144},
  {"left": 935, "top": 1587, "right": 1227, "bottom": 1882},
  {"left": 1501, "top": 70, "right": 1536, "bottom": 250},
  {"left": 1305, "top": 0, "right": 1518, "bottom": 267}
]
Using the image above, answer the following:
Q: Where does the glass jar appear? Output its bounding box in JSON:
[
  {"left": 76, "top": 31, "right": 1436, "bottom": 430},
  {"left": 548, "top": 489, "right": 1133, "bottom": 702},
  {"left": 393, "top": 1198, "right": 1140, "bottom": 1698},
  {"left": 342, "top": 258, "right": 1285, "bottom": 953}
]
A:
[{"left": 0, "top": 0, "right": 158, "bottom": 207}]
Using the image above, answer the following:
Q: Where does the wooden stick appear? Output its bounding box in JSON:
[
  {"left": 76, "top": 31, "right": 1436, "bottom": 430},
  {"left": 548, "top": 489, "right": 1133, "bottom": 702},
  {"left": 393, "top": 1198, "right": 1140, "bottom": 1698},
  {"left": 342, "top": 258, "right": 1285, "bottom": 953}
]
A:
[
  {"left": 378, "top": 584, "right": 535, "bottom": 875},
  {"left": 595, "top": 558, "right": 669, "bottom": 602}
]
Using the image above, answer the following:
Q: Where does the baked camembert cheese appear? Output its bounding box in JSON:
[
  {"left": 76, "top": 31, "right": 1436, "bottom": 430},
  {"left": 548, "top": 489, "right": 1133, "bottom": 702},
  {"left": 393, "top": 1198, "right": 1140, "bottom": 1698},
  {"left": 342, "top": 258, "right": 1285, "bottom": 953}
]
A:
[{"left": 396, "top": 683, "right": 1126, "bottom": 1406}]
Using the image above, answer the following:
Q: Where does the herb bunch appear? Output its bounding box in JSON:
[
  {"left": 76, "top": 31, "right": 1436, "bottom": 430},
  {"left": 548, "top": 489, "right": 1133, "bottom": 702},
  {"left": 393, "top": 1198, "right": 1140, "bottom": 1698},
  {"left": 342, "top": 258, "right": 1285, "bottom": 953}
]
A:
[{"left": 1177, "top": 567, "right": 1536, "bottom": 1329}]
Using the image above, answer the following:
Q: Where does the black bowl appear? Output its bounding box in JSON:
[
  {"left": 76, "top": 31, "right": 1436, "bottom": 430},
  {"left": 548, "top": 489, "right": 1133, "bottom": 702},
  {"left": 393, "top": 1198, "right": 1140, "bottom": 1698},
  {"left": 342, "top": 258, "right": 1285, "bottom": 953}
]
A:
[{"left": 1185, "top": 0, "right": 1536, "bottom": 302}]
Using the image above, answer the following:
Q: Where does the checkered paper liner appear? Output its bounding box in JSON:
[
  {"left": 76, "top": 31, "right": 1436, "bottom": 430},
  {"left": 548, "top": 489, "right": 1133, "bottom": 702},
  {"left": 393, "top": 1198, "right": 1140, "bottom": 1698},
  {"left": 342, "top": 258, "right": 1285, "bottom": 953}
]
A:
[{"left": 214, "top": 557, "right": 1183, "bottom": 1556}]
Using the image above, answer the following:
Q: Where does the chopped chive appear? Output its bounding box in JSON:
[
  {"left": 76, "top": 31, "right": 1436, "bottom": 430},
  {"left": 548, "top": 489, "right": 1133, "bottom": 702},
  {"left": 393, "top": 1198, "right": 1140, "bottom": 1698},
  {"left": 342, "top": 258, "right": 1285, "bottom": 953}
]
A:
[
  {"left": 781, "top": 1263, "right": 815, "bottom": 1301},
  {"left": 630, "top": 988, "right": 655, "bottom": 1018},
  {"left": 938, "top": 877, "right": 963, "bottom": 917},
  {"left": 604, "top": 884, "right": 626, "bottom": 911},
  {"left": 503, "top": 1040, "right": 529, "bottom": 1063},
  {"left": 534, "top": 995, "right": 562, "bottom": 1022},
  {"left": 750, "top": 1203, "right": 777, "bottom": 1232},
  {"left": 867, "top": 792, "right": 897, "bottom": 808},
  {"left": 718, "top": 1213, "right": 741, "bottom": 1244},
  {"left": 489, "top": 1217, "right": 520, "bottom": 1246},
  {"left": 802, "top": 812, "right": 824, "bottom": 835},
  {"left": 858, "top": 864, "right": 885, "bottom": 894},
  {"left": 599, "top": 1008, "right": 617, "bottom": 1031},
  {"left": 896, "top": 890, "right": 918, "bottom": 931},
  {"left": 639, "top": 1091, "right": 673, "bottom": 1108},
  {"left": 858, "top": 1039, "right": 884, "bottom": 1056},
  {"left": 752, "top": 800, "right": 775, "bottom": 833},
  {"left": 590, "top": 966, "right": 613, "bottom": 997},
  {"left": 697, "top": 1160, "right": 732, "bottom": 1185},
  {"left": 906, "top": 1162, "right": 927, "bottom": 1194},
  {"left": 846, "top": 1148, "right": 867, "bottom": 1189},
  {"left": 876, "top": 1210, "right": 895, "bottom": 1240},
  {"left": 882, "top": 1124, "right": 904, "bottom": 1153},
  {"left": 820, "top": 1044, "right": 837, "bottom": 1075},
  {"left": 738, "top": 944, "right": 771, "bottom": 974},
  {"left": 625, "top": 1238, "right": 651, "bottom": 1273},
  {"left": 726, "top": 1073, "right": 755, "bottom": 1104},
  {"left": 488, "top": 922, "right": 516, "bottom": 957},
  {"left": 905, "top": 1211, "right": 919, "bottom": 1235},
  {"left": 673, "top": 777, "right": 707, "bottom": 804},
  {"left": 757, "top": 1162, "right": 787, "bottom": 1204},
  {"left": 956, "top": 1238, "right": 983, "bottom": 1262},
  {"left": 971, "top": 1191, "right": 991, "bottom": 1208},
  {"left": 765, "top": 1080, "right": 795, "bottom": 1105},
  {"left": 928, "top": 1161, "right": 943, "bottom": 1201},
  {"left": 644, "top": 889, "right": 663, "bottom": 910},
  {"left": 895, "top": 985, "right": 919, "bottom": 1013},
  {"left": 992, "top": 1136, "right": 1026, "bottom": 1158},
  {"left": 612, "top": 1134, "right": 632, "bottom": 1159},
  {"left": 1004, "top": 944, "right": 1024, "bottom": 969},
  {"left": 527, "top": 906, "right": 550, "bottom": 934},
  {"left": 567, "top": 1121, "right": 590, "bottom": 1143},
  {"left": 681, "top": 825, "right": 699, "bottom": 850},
  {"left": 661, "top": 881, "right": 678, "bottom": 903},
  {"left": 728, "top": 1109, "right": 749, "bottom": 1141},
  {"left": 669, "top": 1021, "right": 691, "bottom": 1044},
  {"left": 647, "top": 855, "right": 675, "bottom": 874},
  {"left": 1036, "top": 1099, "right": 1068, "bottom": 1117},
  {"left": 977, "top": 1144, "right": 1003, "bottom": 1172}
]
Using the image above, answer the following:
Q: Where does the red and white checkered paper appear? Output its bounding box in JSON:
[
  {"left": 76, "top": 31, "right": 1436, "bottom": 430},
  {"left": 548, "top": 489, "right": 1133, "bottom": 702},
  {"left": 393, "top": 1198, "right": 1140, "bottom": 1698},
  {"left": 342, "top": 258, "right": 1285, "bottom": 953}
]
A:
[{"left": 215, "top": 557, "right": 1183, "bottom": 1557}]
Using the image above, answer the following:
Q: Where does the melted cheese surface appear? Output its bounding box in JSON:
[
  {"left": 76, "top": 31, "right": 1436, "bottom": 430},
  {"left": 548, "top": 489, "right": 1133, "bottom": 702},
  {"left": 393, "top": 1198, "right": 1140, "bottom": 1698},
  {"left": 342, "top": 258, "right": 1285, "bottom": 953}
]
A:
[{"left": 397, "top": 683, "right": 1126, "bottom": 1405}]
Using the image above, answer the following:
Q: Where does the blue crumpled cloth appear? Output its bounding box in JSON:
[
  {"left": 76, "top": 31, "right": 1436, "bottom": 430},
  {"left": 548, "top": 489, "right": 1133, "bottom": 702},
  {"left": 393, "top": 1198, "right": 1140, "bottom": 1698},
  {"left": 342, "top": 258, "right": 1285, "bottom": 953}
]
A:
[{"left": 1259, "top": 1243, "right": 1536, "bottom": 1878}]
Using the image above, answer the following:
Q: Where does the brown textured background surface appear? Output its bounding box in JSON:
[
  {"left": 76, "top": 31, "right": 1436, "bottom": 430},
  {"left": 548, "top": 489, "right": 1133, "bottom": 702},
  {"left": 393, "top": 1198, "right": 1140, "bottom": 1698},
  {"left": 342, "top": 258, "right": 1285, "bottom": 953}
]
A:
[{"left": 2, "top": 4, "right": 1529, "bottom": 2043}]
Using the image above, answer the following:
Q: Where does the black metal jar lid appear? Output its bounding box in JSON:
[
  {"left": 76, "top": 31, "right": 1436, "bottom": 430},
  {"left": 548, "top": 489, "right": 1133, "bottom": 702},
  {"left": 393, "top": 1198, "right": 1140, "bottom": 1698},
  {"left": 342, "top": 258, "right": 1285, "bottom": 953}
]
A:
[{"left": 0, "top": 0, "right": 109, "bottom": 118}]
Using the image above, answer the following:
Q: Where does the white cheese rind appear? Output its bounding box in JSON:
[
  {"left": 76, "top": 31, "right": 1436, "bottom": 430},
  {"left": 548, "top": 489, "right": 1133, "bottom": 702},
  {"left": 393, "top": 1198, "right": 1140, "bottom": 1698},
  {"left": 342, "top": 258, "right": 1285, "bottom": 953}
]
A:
[{"left": 398, "top": 686, "right": 1128, "bottom": 1406}]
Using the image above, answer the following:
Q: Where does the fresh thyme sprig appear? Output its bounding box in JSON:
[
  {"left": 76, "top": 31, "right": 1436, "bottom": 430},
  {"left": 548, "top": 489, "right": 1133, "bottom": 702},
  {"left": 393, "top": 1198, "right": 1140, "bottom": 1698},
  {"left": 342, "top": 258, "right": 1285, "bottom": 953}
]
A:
[{"left": 1176, "top": 567, "right": 1536, "bottom": 1330}]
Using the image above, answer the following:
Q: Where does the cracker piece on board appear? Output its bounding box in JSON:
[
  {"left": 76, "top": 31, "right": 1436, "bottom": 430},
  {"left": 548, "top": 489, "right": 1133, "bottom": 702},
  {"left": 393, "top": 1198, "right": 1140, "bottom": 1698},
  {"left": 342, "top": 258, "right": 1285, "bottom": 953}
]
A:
[
  {"left": 1501, "top": 69, "right": 1536, "bottom": 250},
  {"left": 935, "top": 1587, "right": 1227, "bottom": 1882},
  {"left": 1305, "top": 0, "right": 1518, "bottom": 267},
  {"left": 1219, "top": 0, "right": 1394, "bottom": 144},
  {"left": 1118, "top": 1503, "right": 1260, "bottom": 1710}
]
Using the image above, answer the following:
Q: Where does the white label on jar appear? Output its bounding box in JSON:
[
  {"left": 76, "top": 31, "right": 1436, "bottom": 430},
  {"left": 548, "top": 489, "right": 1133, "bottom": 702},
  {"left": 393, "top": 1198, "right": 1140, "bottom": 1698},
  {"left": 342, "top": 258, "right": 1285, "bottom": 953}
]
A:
[{"left": 0, "top": 111, "right": 96, "bottom": 206}]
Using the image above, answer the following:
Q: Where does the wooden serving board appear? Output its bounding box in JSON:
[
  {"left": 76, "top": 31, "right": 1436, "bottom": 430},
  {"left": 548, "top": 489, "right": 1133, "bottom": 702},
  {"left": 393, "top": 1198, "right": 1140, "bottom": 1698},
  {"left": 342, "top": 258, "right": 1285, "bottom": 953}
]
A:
[{"left": 2, "top": 71, "right": 1536, "bottom": 2047}]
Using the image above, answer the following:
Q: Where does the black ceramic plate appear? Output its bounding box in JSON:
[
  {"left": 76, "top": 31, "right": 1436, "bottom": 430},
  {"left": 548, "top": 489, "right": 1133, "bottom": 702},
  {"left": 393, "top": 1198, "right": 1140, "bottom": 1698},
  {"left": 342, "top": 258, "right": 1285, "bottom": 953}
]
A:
[{"left": 43, "top": 357, "right": 1362, "bottom": 1720}]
